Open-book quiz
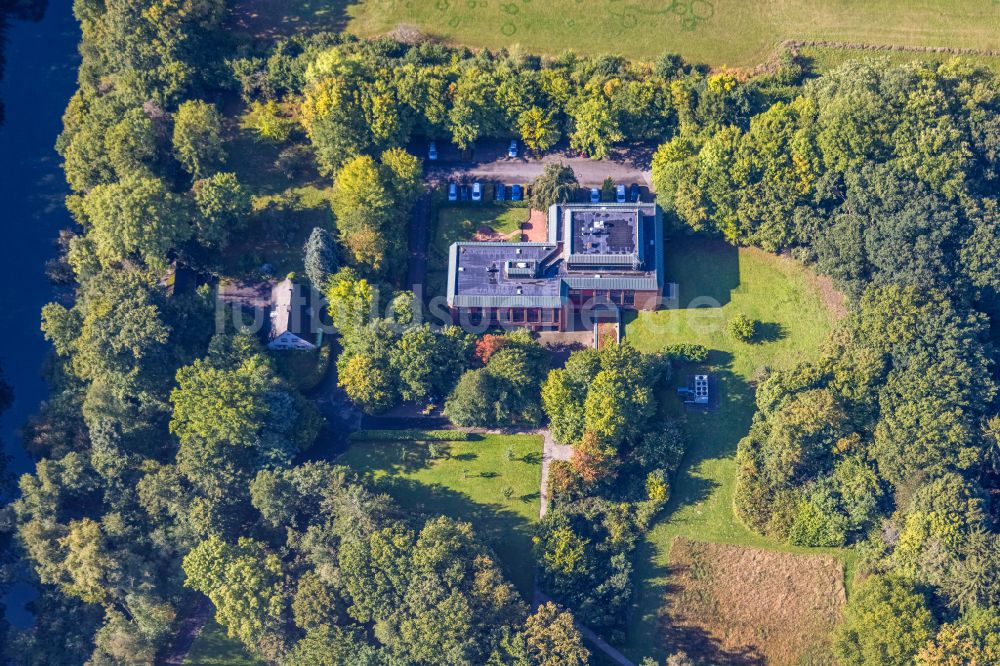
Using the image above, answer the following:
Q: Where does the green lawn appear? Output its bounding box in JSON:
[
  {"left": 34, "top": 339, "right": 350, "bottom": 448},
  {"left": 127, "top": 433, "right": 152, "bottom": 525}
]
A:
[
  {"left": 432, "top": 202, "right": 530, "bottom": 257},
  {"left": 622, "top": 237, "right": 854, "bottom": 662},
  {"left": 183, "top": 618, "right": 263, "bottom": 666},
  {"left": 339, "top": 433, "right": 543, "bottom": 598},
  {"left": 341, "top": 0, "right": 999, "bottom": 67}
]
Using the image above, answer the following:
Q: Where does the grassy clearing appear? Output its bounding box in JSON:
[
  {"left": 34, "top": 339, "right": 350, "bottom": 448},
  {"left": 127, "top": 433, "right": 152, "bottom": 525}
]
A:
[
  {"left": 339, "top": 0, "right": 1000, "bottom": 67},
  {"left": 339, "top": 433, "right": 543, "bottom": 598},
  {"left": 622, "top": 237, "right": 852, "bottom": 662},
  {"left": 183, "top": 618, "right": 263, "bottom": 666},
  {"left": 432, "top": 203, "right": 530, "bottom": 257},
  {"left": 662, "top": 538, "right": 846, "bottom": 664}
]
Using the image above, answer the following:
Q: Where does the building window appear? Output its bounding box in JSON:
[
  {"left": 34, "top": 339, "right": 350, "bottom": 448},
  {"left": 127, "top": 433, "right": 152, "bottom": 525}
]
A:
[
  {"left": 623, "top": 291, "right": 635, "bottom": 306},
  {"left": 512, "top": 308, "right": 525, "bottom": 323},
  {"left": 527, "top": 308, "right": 540, "bottom": 323}
]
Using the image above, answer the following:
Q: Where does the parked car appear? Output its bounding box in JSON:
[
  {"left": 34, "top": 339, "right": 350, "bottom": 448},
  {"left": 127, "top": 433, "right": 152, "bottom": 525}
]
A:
[
  {"left": 448, "top": 182, "right": 457, "bottom": 201},
  {"left": 471, "top": 182, "right": 483, "bottom": 201},
  {"left": 428, "top": 141, "right": 438, "bottom": 161},
  {"left": 508, "top": 140, "right": 518, "bottom": 158},
  {"left": 590, "top": 187, "right": 600, "bottom": 203},
  {"left": 616, "top": 184, "right": 627, "bottom": 203},
  {"left": 511, "top": 184, "right": 523, "bottom": 201},
  {"left": 460, "top": 184, "right": 470, "bottom": 201},
  {"left": 494, "top": 183, "right": 506, "bottom": 201},
  {"left": 630, "top": 183, "right": 640, "bottom": 202}
]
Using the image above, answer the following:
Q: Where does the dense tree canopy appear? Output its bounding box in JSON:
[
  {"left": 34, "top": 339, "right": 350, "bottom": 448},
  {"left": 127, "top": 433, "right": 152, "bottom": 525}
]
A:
[
  {"left": 330, "top": 149, "right": 422, "bottom": 276},
  {"left": 445, "top": 330, "right": 549, "bottom": 427},
  {"left": 14, "top": 0, "right": 1000, "bottom": 660}
]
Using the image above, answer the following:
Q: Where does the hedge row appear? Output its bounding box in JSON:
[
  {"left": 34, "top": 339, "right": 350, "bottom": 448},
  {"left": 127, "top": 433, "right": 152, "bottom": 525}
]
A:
[{"left": 349, "top": 429, "right": 477, "bottom": 442}]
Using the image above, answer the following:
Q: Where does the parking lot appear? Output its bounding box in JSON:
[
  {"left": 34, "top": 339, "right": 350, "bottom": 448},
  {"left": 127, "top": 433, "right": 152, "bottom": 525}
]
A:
[{"left": 421, "top": 139, "right": 655, "bottom": 190}]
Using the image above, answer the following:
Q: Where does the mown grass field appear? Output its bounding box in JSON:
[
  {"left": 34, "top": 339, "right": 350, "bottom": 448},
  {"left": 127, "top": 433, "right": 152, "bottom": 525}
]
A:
[
  {"left": 340, "top": 433, "right": 543, "bottom": 598},
  {"left": 230, "top": 0, "right": 1000, "bottom": 67},
  {"left": 623, "top": 237, "right": 853, "bottom": 662}
]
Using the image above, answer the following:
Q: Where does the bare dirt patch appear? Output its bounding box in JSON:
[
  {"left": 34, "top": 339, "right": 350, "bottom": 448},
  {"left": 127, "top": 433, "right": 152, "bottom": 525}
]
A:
[
  {"left": 808, "top": 272, "right": 847, "bottom": 321},
  {"left": 523, "top": 209, "right": 549, "bottom": 242},
  {"left": 472, "top": 226, "right": 522, "bottom": 242},
  {"left": 660, "top": 537, "right": 846, "bottom": 666}
]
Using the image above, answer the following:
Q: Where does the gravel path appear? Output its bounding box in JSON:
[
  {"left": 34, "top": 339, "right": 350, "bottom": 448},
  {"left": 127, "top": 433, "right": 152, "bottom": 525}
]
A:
[{"left": 539, "top": 429, "right": 573, "bottom": 518}]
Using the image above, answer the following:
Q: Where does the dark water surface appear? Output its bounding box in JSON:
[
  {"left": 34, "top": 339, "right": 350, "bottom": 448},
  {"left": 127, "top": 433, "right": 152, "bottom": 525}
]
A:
[{"left": 0, "top": 0, "right": 78, "bottom": 626}]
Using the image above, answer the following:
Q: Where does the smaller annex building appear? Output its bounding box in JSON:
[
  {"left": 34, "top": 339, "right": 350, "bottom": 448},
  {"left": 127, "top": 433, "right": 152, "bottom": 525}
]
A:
[
  {"left": 446, "top": 202, "right": 664, "bottom": 331},
  {"left": 268, "top": 279, "right": 320, "bottom": 351}
]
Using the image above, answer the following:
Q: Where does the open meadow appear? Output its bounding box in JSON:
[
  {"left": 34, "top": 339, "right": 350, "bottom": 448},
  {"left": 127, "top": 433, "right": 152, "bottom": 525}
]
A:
[
  {"left": 624, "top": 237, "right": 853, "bottom": 662},
  {"left": 230, "top": 0, "right": 1000, "bottom": 67}
]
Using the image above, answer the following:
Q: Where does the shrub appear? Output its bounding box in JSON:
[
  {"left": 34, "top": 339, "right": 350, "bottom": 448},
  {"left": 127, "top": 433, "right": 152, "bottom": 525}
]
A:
[
  {"left": 726, "top": 314, "right": 758, "bottom": 342},
  {"left": 788, "top": 479, "right": 849, "bottom": 547},
  {"left": 835, "top": 575, "right": 937, "bottom": 666},
  {"left": 663, "top": 343, "right": 709, "bottom": 363}
]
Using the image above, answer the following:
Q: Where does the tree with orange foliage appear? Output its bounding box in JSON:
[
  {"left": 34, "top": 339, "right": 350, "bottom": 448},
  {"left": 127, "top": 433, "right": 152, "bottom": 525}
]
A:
[
  {"left": 474, "top": 334, "right": 507, "bottom": 364},
  {"left": 570, "top": 431, "right": 618, "bottom": 485}
]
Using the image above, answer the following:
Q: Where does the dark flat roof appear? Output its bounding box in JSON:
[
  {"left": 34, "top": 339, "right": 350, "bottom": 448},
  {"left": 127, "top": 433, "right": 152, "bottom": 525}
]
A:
[
  {"left": 448, "top": 243, "right": 563, "bottom": 307},
  {"left": 570, "top": 208, "right": 638, "bottom": 256}
]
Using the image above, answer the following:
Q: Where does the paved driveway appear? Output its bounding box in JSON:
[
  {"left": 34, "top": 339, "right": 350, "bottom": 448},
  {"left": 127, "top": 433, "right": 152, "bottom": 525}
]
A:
[
  {"left": 423, "top": 140, "right": 655, "bottom": 189},
  {"left": 407, "top": 194, "right": 430, "bottom": 291}
]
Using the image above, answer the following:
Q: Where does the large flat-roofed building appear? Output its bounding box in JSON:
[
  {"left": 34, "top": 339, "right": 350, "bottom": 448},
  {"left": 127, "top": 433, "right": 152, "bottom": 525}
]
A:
[{"left": 446, "top": 202, "right": 664, "bottom": 331}]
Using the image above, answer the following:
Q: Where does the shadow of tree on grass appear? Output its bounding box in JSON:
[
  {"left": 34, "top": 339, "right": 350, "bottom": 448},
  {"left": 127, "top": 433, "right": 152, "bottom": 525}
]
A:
[{"left": 752, "top": 321, "right": 787, "bottom": 344}]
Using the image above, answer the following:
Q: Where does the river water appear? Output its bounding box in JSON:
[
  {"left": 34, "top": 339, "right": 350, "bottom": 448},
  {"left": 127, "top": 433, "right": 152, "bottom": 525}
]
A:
[{"left": 0, "top": 0, "right": 78, "bottom": 626}]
